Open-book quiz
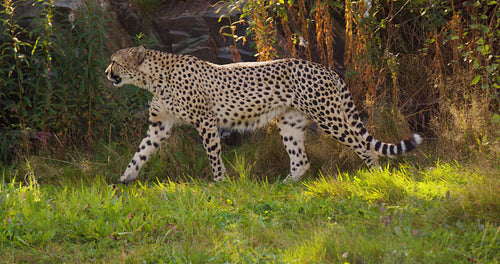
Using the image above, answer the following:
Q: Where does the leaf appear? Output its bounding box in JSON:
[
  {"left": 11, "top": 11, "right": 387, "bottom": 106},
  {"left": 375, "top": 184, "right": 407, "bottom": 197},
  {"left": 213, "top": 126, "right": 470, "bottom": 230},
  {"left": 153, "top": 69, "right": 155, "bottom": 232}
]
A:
[
  {"left": 493, "top": 114, "right": 500, "bottom": 124},
  {"left": 213, "top": 2, "right": 226, "bottom": 13},
  {"left": 229, "top": 5, "right": 239, "bottom": 14},
  {"left": 217, "top": 14, "right": 230, "bottom": 23},
  {"left": 471, "top": 75, "right": 481, "bottom": 85},
  {"left": 232, "top": 19, "right": 245, "bottom": 25}
]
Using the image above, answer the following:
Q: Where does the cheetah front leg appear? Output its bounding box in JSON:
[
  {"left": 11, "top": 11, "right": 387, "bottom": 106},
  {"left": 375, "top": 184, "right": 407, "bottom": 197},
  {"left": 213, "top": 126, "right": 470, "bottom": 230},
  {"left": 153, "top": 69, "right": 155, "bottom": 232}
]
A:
[
  {"left": 195, "top": 117, "right": 226, "bottom": 182},
  {"left": 119, "top": 115, "right": 175, "bottom": 184}
]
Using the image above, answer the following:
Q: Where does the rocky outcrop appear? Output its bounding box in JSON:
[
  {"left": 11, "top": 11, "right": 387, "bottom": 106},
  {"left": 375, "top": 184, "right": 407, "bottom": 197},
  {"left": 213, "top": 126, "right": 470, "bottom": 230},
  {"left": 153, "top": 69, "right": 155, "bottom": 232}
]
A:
[{"left": 112, "top": 2, "right": 256, "bottom": 64}]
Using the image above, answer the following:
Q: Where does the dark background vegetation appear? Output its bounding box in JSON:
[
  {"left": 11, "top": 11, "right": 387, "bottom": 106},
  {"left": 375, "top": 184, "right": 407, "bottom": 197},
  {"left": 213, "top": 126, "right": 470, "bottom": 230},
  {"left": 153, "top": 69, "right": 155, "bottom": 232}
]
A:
[
  {"left": 1, "top": 0, "right": 499, "bottom": 179},
  {"left": 0, "top": 1, "right": 499, "bottom": 262}
]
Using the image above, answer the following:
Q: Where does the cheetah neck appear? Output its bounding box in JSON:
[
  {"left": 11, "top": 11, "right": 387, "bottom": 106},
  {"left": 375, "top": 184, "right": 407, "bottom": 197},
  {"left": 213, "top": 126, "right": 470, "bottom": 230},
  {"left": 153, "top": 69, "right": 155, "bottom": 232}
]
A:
[{"left": 136, "top": 51, "right": 179, "bottom": 96}]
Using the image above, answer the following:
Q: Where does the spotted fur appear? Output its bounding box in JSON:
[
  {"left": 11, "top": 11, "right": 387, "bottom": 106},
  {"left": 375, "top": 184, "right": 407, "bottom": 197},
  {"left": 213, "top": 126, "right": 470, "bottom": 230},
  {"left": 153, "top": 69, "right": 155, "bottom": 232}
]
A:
[{"left": 105, "top": 45, "right": 422, "bottom": 183}]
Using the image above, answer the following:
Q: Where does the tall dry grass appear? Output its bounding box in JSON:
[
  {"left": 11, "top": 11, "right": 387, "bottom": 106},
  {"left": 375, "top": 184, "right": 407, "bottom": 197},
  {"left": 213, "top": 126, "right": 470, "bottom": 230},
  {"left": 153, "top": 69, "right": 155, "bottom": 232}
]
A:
[{"left": 231, "top": 0, "right": 499, "bottom": 168}]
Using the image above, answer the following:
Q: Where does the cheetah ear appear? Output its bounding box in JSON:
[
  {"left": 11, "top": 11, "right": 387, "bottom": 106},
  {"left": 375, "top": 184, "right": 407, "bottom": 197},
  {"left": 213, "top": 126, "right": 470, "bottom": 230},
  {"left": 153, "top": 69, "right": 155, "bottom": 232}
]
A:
[
  {"left": 133, "top": 45, "right": 147, "bottom": 66},
  {"left": 137, "top": 44, "right": 147, "bottom": 52}
]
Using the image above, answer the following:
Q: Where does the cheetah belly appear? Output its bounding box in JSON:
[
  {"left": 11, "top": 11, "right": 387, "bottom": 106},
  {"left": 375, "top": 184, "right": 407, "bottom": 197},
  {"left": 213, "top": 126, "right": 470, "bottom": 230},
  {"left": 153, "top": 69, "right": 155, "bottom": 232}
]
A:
[{"left": 217, "top": 106, "right": 289, "bottom": 131}]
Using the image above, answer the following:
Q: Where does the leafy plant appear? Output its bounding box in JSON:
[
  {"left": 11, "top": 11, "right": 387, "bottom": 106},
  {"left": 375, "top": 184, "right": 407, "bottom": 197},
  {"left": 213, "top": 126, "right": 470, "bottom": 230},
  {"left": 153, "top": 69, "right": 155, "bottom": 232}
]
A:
[
  {"left": 422, "top": 0, "right": 500, "bottom": 159},
  {"left": 0, "top": 0, "right": 154, "bottom": 162},
  {"left": 133, "top": 32, "right": 159, "bottom": 47},
  {"left": 214, "top": 1, "right": 247, "bottom": 62}
]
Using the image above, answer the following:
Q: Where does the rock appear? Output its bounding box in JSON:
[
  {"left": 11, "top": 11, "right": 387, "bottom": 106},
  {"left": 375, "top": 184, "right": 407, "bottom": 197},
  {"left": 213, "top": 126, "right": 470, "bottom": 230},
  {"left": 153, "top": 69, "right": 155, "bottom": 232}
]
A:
[
  {"left": 148, "top": 5, "right": 256, "bottom": 64},
  {"left": 107, "top": 1, "right": 255, "bottom": 63},
  {"left": 53, "top": 0, "right": 83, "bottom": 10},
  {"left": 152, "top": 14, "right": 218, "bottom": 62}
]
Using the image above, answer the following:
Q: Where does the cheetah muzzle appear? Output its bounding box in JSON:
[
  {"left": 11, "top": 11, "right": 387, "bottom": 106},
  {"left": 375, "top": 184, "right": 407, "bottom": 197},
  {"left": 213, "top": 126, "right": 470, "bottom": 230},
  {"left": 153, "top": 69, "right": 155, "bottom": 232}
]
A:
[{"left": 105, "top": 45, "right": 423, "bottom": 183}]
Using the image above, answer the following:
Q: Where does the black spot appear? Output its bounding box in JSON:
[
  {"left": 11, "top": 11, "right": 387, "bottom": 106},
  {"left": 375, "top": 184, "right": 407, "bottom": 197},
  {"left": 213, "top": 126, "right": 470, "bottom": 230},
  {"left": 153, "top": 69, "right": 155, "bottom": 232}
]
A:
[
  {"left": 382, "top": 144, "right": 388, "bottom": 155},
  {"left": 403, "top": 138, "right": 415, "bottom": 152},
  {"left": 397, "top": 143, "right": 403, "bottom": 154},
  {"left": 390, "top": 145, "right": 396, "bottom": 155}
]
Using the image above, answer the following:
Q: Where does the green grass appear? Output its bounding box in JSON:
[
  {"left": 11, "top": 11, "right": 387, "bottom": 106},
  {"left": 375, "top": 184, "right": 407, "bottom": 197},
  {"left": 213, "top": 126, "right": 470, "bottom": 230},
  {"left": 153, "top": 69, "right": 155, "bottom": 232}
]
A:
[{"left": 0, "top": 157, "right": 499, "bottom": 263}]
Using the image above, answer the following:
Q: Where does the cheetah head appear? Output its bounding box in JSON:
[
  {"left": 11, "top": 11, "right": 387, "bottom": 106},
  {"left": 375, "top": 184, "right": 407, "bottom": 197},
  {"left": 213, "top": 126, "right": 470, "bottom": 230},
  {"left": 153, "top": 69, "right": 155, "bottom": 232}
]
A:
[{"left": 105, "top": 45, "right": 147, "bottom": 87}]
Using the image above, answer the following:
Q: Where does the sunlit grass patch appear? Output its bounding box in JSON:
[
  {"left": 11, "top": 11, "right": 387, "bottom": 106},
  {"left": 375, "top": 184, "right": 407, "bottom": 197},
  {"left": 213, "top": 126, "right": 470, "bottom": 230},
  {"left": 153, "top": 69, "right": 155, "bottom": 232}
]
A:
[
  {"left": 304, "top": 162, "right": 483, "bottom": 202},
  {"left": 0, "top": 160, "right": 498, "bottom": 263},
  {"left": 280, "top": 217, "right": 500, "bottom": 264}
]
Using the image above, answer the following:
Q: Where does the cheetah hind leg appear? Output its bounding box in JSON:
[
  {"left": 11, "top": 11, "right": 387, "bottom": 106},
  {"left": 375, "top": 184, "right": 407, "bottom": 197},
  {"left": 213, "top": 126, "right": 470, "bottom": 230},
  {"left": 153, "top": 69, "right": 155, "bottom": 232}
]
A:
[
  {"left": 353, "top": 141, "right": 380, "bottom": 170},
  {"left": 196, "top": 117, "right": 227, "bottom": 182},
  {"left": 278, "top": 111, "right": 312, "bottom": 182}
]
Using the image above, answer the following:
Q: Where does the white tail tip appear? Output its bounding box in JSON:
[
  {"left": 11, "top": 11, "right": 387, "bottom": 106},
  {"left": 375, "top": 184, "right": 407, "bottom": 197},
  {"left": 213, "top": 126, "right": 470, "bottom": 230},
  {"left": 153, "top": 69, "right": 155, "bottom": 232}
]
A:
[{"left": 412, "top": 134, "right": 423, "bottom": 146}]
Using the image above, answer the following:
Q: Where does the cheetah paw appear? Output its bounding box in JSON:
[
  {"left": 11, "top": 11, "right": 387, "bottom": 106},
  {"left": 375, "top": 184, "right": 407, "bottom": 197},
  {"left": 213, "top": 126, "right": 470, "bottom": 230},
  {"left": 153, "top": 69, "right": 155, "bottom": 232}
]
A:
[{"left": 283, "top": 174, "right": 300, "bottom": 183}]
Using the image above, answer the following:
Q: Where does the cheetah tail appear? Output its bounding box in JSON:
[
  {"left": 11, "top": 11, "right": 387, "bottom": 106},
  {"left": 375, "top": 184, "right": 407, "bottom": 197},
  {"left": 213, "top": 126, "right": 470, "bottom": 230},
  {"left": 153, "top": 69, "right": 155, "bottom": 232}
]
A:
[{"left": 373, "top": 134, "right": 423, "bottom": 157}]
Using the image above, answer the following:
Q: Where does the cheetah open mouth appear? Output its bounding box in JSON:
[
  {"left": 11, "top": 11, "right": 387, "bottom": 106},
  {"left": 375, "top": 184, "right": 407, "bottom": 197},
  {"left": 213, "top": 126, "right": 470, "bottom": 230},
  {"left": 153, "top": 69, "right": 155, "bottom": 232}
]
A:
[
  {"left": 109, "top": 72, "right": 122, "bottom": 85},
  {"left": 113, "top": 76, "right": 122, "bottom": 85}
]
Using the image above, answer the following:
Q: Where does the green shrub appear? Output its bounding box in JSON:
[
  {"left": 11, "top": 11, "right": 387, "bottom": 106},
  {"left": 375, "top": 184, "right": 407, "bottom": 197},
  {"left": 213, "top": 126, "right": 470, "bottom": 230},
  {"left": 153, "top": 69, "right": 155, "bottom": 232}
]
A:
[{"left": 0, "top": 0, "right": 152, "bottom": 163}]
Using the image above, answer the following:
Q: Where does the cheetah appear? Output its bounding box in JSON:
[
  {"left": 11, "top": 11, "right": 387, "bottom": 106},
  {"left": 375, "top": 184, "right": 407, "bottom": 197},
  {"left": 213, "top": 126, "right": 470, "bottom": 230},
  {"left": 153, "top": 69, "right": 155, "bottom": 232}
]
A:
[{"left": 105, "top": 45, "right": 422, "bottom": 183}]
